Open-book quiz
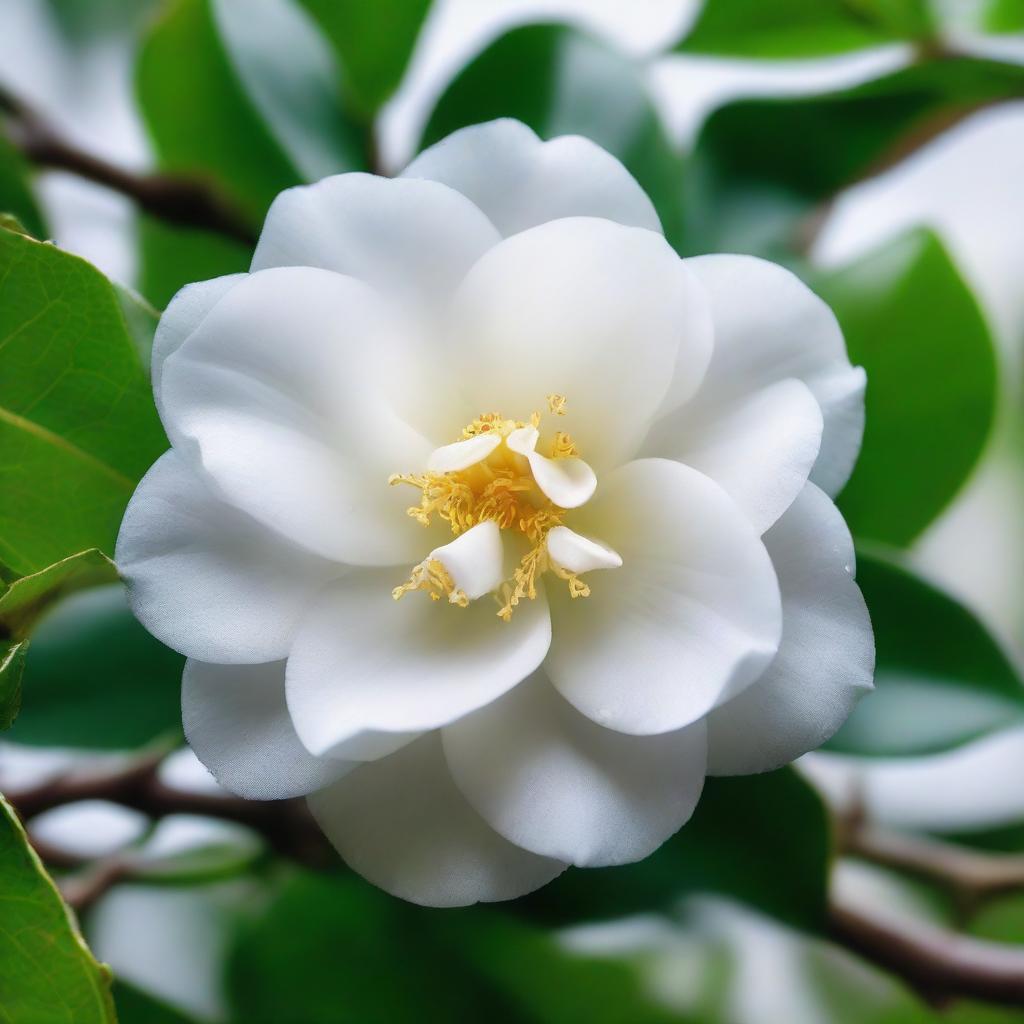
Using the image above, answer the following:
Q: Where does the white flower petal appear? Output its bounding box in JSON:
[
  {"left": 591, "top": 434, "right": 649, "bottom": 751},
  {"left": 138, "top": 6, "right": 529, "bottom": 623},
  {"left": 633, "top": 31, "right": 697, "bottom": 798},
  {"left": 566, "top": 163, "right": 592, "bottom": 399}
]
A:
[
  {"left": 159, "top": 266, "right": 434, "bottom": 566},
  {"left": 116, "top": 450, "right": 332, "bottom": 663},
  {"left": 546, "top": 459, "right": 782, "bottom": 735},
  {"left": 527, "top": 452, "right": 598, "bottom": 509},
  {"left": 448, "top": 218, "right": 697, "bottom": 470},
  {"left": 678, "top": 254, "right": 865, "bottom": 499},
  {"left": 546, "top": 526, "right": 622, "bottom": 574},
  {"left": 286, "top": 570, "right": 550, "bottom": 759},
  {"left": 426, "top": 433, "right": 501, "bottom": 472},
  {"left": 642, "top": 377, "right": 824, "bottom": 535},
  {"left": 429, "top": 521, "right": 504, "bottom": 602},
  {"left": 505, "top": 425, "right": 539, "bottom": 456},
  {"left": 308, "top": 733, "right": 566, "bottom": 907},
  {"left": 403, "top": 119, "right": 661, "bottom": 237},
  {"left": 151, "top": 274, "right": 245, "bottom": 418},
  {"left": 251, "top": 173, "right": 500, "bottom": 313},
  {"left": 443, "top": 672, "right": 707, "bottom": 867},
  {"left": 182, "top": 660, "right": 354, "bottom": 800},
  {"left": 707, "top": 483, "right": 874, "bottom": 775}
]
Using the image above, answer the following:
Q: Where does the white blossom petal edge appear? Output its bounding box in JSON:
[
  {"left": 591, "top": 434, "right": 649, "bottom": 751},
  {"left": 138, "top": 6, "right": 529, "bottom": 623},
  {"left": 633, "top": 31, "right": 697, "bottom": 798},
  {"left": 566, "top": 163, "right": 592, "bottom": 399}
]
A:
[{"left": 117, "top": 119, "right": 874, "bottom": 907}]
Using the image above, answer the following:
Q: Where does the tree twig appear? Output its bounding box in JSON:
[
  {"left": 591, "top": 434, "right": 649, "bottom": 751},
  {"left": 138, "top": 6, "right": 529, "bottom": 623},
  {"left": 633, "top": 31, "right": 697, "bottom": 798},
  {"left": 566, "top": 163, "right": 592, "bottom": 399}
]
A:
[{"left": 0, "top": 82, "right": 257, "bottom": 246}]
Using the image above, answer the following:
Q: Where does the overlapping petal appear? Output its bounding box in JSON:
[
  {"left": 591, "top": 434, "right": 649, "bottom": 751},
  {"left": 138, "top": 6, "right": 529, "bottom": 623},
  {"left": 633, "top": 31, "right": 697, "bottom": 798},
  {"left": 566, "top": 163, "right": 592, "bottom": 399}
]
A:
[
  {"left": 707, "top": 483, "right": 875, "bottom": 775},
  {"left": 648, "top": 254, "right": 865, "bottom": 514},
  {"left": 308, "top": 733, "right": 566, "bottom": 907},
  {"left": 443, "top": 672, "right": 706, "bottom": 867},
  {"left": 403, "top": 119, "right": 661, "bottom": 237},
  {"left": 159, "top": 266, "right": 435, "bottom": 566},
  {"left": 116, "top": 450, "right": 333, "bottom": 663},
  {"left": 285, "top": 570, "right": 551, "bottom": 760},
  {"left": 182, "top": 660, "right": 353, "bottom": 800},
  {"left": 546, "top": 458, "right": 782, "bottom": 735},
  {"left": 446, "top": 218, "right": 710, "bottom": 470}
]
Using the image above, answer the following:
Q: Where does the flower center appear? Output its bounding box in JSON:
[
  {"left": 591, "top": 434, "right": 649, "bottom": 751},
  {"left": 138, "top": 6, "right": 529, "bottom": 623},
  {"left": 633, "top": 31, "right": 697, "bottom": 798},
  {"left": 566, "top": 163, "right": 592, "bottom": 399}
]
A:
[{"left": 389, "top": 395, "right": 597, "bottom": 620}]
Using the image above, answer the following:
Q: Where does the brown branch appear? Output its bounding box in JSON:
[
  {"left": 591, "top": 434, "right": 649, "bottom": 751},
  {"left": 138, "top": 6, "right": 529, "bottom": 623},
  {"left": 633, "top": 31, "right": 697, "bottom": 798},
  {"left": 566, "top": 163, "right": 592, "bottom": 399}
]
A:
[
  {"left": 0, "top": 83, "right": 257, "bottom": 246},
  {"left": 829, "top": 892, "right": 1024, "bottom": 1007},
  {"left": 847, "top": 824, "right": 1024, "bottom": 902}
]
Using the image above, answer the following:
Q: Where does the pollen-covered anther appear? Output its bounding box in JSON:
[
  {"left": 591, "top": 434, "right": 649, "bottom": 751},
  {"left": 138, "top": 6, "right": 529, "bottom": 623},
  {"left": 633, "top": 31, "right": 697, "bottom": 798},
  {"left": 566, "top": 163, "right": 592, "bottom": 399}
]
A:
[{"left": 392, "top": 558, "right": 469, "bottom": 607}]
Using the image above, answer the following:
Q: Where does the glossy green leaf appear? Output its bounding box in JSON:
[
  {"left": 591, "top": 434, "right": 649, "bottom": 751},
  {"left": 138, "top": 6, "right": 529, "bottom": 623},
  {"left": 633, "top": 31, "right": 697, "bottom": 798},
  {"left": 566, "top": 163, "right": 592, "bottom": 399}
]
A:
[
  {"left": 10, "top": 583, "right": 183, "bottom": 750},
  {"left": 522, "top": 768, "right": 830, "bottom": 932},
  {"left": 684, "top": 57, "right": 1024, "bottom": 258},
  {"left": 817, "top": 229, "right": 996, "bottom": 545},
  {"left": 137, "top": 0, "right": 365, "bottom": 227},
  {"left": 420, "top": 23, "right": 686, "bottom": 249},
  {"left": 827, "top": 553, "right": 1024, "bottom": 757},
  {"left": 137, "top": 214, "right": 250, "bottom": 310},
  {"left": 0, "top": 227, "right": 167, "bottom": 578},
  {"left": 0, "top": 133, "right": 46, "bottom": 239},
  {"left": 676, "top": 0, "right": 933, "bottom": 57},
  {"left": 0, "top": 639, "right": 27, "bottom": 730},
  {"left": 226, "top": 871, "right": 684, "bottom": 1024},
  {"left": 0, "top": 793, "right": 116, "bottom": 1023},
  {"left": 297, "top": 0, "right": 431, "bottom": 117}
]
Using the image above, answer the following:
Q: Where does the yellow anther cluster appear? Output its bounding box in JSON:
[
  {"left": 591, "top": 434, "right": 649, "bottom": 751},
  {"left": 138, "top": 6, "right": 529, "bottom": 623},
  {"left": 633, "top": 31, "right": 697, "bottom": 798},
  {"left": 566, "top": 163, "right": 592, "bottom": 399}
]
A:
[
  {"left": 391, "top": 400, "right": 592, "bottom": 619},
  {"left": 392, "top": 558, "right": 469, "bottom": 607}
]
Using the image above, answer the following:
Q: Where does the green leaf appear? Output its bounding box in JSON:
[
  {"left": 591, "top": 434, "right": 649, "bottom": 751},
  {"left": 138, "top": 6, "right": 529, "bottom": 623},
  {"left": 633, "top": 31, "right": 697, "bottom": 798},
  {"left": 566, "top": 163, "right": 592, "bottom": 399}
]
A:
[
  {"left": 113, "top": 981, "right": 199, "bottom": 1024},
  {"left": 0, "top": 226, "right": 167, "bottom": 578},
  {"left": 226, "top": 871, "right": 683, "bottom": 1024},
  {"left": 296, "top": 0, "right": 431, "bottom": 117},
  {"left": 676, "top": 0, "right": 933, "bottom": 58},
  {"left": 969, "top": 890, "right": 1024, "bottom": 943},
  {"left": 10, "top": 583, "right": 183, "bottom": 750},
  {"left": 420, "top": 23, "right": 686, "bottom": 250},
  {"left": 684, "top": 57, "right": 1024, "bottom": 258},
  {"left": 982, "top": 0, "right": 1024, "bottom": 32},
  {"left": 137, "top": 0, "right": 365, "bottom": 227},
  {"left": 0, "top": 793, "right": 116, "bottom": 1023},
  {"left": 816, "top": 229, "right": 997, "bottom": 545},
  {"left": 827, "top": 553, "right": 1024, "bottom": 757},
  {"left": 0, "top": 639, "right": 27, "bottom": 731},
  {"left": 137, "top": 214, "right": 249, "bottom": 310},
  {"left": 522, "top": 768, "right": 830, "bottom": 932},
  {"left": 0, "top": 132, "right": 46, "bottom": 239}
]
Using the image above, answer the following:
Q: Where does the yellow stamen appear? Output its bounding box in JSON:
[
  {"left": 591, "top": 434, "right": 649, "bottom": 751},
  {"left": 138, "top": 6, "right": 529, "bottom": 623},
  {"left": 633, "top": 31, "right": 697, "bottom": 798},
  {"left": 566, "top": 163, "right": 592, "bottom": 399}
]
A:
[
  {"left": 547, "top": 393, "right": 568, "bottom": 416},
  {"left": 392, "top": 558, "right": 469, "bottom": 607}
]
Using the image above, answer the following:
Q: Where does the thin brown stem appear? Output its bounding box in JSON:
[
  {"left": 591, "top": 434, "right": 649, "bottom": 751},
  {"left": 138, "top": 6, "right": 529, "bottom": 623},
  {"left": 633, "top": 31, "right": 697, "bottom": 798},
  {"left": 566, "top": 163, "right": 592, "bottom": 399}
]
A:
[{"left": 0, "top": 83, "right": 256, "bottom": 246}]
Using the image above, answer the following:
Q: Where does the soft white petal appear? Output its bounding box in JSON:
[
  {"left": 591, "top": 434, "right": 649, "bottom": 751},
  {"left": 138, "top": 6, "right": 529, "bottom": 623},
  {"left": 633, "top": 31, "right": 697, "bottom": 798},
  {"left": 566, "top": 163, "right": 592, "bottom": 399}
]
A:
[
  {"left": 159, "top": 266, "right": 434, "bottom": 565},
  {"left": 116, "top": 450, "right": 332, "bottom": 663},
  {"left": 447, "top": 218, "right": 699, "bottom": 470},
  {"left": 443, "top": 672, "right": 707, "bottom": 867},
  {"left": 707, "top": 483, "right": 874, "bottom": 776},
  {"left": 546, "top": 526, "right": 622, "bottom": 574},
  {"left": 182, "top": 660, "right": 354, "bottom": 800},
  {"left": 546, "top": 459, "right": 782, "bottom": 735},
  {"left": 429, "top": 521, "right": 504, "bottom": 601},
  {"left": 308, "top": 733, "right": 566, "bottom": 907},
  {"left": 528, "top": 452, "right": 598, "bottom": 509},
  {"left": 505, "top": 425, "right": 539, "bottom": 456},
  {"left": 642, "top": 378, "right": 824, "bottom": 535},
  {"left": 251, "top": 173, "right": 500, "bottom": 313},
  {"left": 403, "top": 119, "right": 661, "bottom": 237},
  {"left": 286, "top": 570, "right": 550, "bottom": 759},
  {"left": 151, "top": 274, "right": 245, "bottom": 417},
  {"left": 427, "top": 433, "right": 500, "bottom": 472},
  {"left": 678, "top": 254, "right": 865, "bottom": 499}
]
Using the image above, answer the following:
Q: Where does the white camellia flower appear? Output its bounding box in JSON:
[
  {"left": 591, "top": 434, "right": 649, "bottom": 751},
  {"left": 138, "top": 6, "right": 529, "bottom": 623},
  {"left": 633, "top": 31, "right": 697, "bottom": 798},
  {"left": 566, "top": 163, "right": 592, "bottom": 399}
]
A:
[{"left": 117, "top": 120, "right": 875, "bottom": 907}]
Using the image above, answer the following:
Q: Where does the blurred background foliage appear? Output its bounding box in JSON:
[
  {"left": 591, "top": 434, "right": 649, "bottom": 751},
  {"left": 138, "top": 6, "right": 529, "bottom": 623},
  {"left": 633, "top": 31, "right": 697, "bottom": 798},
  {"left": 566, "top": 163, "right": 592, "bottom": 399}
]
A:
[{"left": 2, "top": 0, "right": 1024, "bottom": 1021}]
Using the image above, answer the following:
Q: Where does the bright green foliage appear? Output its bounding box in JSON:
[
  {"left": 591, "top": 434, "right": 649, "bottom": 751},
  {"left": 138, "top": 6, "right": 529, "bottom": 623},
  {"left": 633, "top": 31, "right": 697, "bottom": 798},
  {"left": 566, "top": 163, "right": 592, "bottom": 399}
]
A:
[
  {"left": 11, "top": 584, "right": 183, "bottom": 749},
  {"left": 982, "top": 0, "right": 1024, "bottom": 31},
  {"left": 818, "top": 230, "right": 996, "bottom": 545},
  {"left": 0, "top": 134, "right": 46, "bottom": 239},
  {"left": 136, "top": 0, "right": 365, "bottom": 227},
  {"left": 827, "top": 554, "right": 1024, "bottom": 756},
  {"left": 0, "top": 794, "right": 116, "bottom": 1024},
  {"left": 676, "top": 0, "right": 933, "bottom": 57},
  {"left": 297, "top": 0, "right": 432, "bottom": 117},
  {"left": 0, "top": 227, "right": 166, "bottom": 578},
  {"left": 0, "top": 639, "right": 27, "bottom": 730},
  {"left": 684, "top": 58, "right": 1024, "bottom": 257},
  {"left": 523, "top": 768, "right": 830, "bottom": 932},
  {"left": 420, "top": 24, "right": 687, "bottom": 250},
  {"left": 226, "top": 871, "right": 686, "bottom": 1024}
]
